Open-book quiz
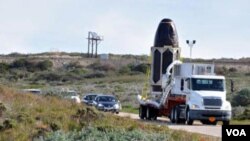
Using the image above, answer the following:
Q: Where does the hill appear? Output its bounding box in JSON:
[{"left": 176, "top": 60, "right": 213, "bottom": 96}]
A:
[
  {"left": 0, "top": 86, "right": 219, "bottom": 141},
  {"left": 0, "top": 52, "right": 250, "bottom": 120}
]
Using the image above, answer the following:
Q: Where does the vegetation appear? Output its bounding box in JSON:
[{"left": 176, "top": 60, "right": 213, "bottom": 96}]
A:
[
  {"left": 0, "top": 86, "right": 218, "bottom": 141},
  {"left": 232, "top": 89, "right": 250, "bottom": 106},
  {"left": 0, "top": 53, "right": 250, "bottom": 140}
]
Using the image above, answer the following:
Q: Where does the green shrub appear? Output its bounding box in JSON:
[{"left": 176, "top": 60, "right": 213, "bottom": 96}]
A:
[
  {"left": 232, "top": 106, "right": 245, "bottom": 118},
  {"left": 0, "top": 103, "right": 7, "bottom": 117},
  {"left": 232, "top": 89, "right": 250, "bottom": 106},
  {"left": 228, "top": 67, "right": 237, "bottom": 73},
  {"left": 84, "top": 71, "right": 105, "bottom": 78},
  {"left": 2, "top": 119, "right": 17, "bottom": 129},
  {"left": 215, "top": 66, "right": 228, "bottom": 75},
  {"left": 36, "top": 72, "right": 62, "bottom": 81},
  {"left": 88, "top": 62, "right": 115, "bottom": 72},
  {"left": 66, "top": 61, "right": 83, "bottom": 70},
  {"left": 69, "top": 68, "right": 87, "bottom": 75},
  {"left": 118, "top": 66, "right": 131, "bottom": 74},
  {"left": 16, "top": 112, "right": 34, "bottom": 124},
  {"left": 36, "top": 60, "right": 53, "bottom": 71},
  {"left": 11, "top": 58, "right": 33, "bottom": 69},
  {"left": 45, "top": 127, "right": 170, "bottom": 141},
  {"left": 245, "top": 72, "right": 250, "bottom": 76},
  {"left": 234, "top": 107, "right": 250, "bottom": 120},
  {"left": 50, "top": 121, "right": 61, "bottom": 131},
  {"left": 0, "top": 62, "right": 10, "bottom": 73},
  {"left": 131, "top": 63, "right": 150, "bottom": 74}
]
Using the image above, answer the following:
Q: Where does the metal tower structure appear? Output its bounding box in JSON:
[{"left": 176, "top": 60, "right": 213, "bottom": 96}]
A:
[{"left": 87, "top": 31, "right": 103, "bottom": 58}]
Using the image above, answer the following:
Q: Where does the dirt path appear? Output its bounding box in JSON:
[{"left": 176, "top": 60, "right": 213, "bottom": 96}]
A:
[{"left": 118, "top": 112, "right": 221, "bottom": 138}]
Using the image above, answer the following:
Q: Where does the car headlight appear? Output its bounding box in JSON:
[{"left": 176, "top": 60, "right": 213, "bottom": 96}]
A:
[
  {"left": 191, "top": 104, "right": 200, "bottom": 109},
  {"left": 98, "top": 103, "right": 104, "bottom": 107},
  {"left": 114, "top": 104, "right": 119, "bottom": 109}
]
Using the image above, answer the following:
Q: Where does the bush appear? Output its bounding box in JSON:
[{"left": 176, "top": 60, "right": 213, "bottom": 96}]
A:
[
  {"left": 228, "top": 67, "right": 237, "bottom": 73},
  {"left": 2, "top": 119, "right": 17, "bottom": 129},
  {"left": 215, "top": 66, "right": 228, "bottom": 75},
  {"left": 88, "top": 62, "right": 115, "bottom": 72},
  {"left": 36, "top": 60, "right": 53, "bottom": 71},
  {"left": 118, "top": 66, "right": 131, "bottom": 74},
  {"left": 131, "top": 63, "right": 150, "bottom": 74},
  {"left": 11, "top": 58, "right": 34, "bottom": 69},
  {"left": 0, "top": 103, "right": 7, "bottom": 117},
  {"left": 36, "top": 72, "right": 62, "bottom": 81},
  {"left": 10, "top": 58, "right": 53, "bottom": 72},
  {"left": 0, "top": 62, "right": 9, "bottom": 73},
  {"left": 45, "top": 127, "right": 170, "bottom": 141},
  {"left": 66, "top": 61, "right": 83, "bottom": 70},
  {"left": 232, "top": 106, "right": 245, "bottom": 117},
  {"left": 233, "top": 107, "right": 250, "bottom": 120},
  {"left": 84, "top": 71, "right": 105, "bottom": 79},
  {"left": 69, "top": 68, "right": 87, "bottom": 75},
  {"left": 232, "top": 89, "right": 250, "bottom": 106}
]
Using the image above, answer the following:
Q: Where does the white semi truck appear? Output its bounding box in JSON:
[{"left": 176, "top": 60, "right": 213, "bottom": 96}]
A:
[{"left": 137, "top": 19, "right": 231, "bottom": 125}]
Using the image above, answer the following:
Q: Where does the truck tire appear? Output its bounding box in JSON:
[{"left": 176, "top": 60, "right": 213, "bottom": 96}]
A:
[
  {"left": 151, "top": 108, "right": 158, "bottom": 120},
  {"left": 170, "top": 107, "right": 176, "bottom": 123},
  {"left": 139, "top": 105, "right": 146, "bottom": 119},
  {"left": 186, "top": 108, "right": 194, "bottom": 125},
  {"left": 146, "top": 107, "right": 151, "bottom": 120},
  {"left": 145, "top": 107, "right": 158, "bottom": 120},
  {"left": 174, "top": 107, "right": 179, "bottom": 123},
  {"left": 223, "top": 120, "right": 230, "bottom": 125},
  {"left": 146, "top": 107, "right": 153, "bottom": 120}
]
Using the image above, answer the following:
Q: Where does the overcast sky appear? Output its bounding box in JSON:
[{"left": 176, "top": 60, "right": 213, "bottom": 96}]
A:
[{"left": 0, "top": 0, "right": 249, "bottom": 59}]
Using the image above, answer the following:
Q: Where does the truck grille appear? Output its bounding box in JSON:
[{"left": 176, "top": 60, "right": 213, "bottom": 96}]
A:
[{"left": 203, "top": 98, "right": 222, "bottom": 107}]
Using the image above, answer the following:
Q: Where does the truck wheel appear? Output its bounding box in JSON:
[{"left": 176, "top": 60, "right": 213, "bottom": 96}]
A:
[
  {"left": 146, "top": 107, "right": 152, "bottom": 120},
  {"left": 151, "top": 108, "right": 158, "bottom": 120},
  {"left": 170, "top": 107, "right": 176, "bottom": 123},
  {"left": 223, "top": 120, "right": 230, "bottom": 125},
  {"left": 139, "top": 105, "right": 146, "bottom": 119},
  {"left": 174, "top": 107, "right": 179, "bottom": 123},
  {"left": 186, "top": 109, "right": 193, "bottom": 125}
]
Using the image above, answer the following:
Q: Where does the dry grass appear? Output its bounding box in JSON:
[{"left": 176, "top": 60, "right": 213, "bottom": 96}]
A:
[{"left": 0, "top": 85, "right": 220, "bottom": 141}]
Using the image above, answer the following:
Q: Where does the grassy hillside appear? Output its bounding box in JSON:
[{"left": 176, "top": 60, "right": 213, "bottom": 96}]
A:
[
  {"left": 0, "top": 86, "right": 219, "bottom": 141},
  {"left": 1, "top": 53, "right": 250, "bottom": 119}
]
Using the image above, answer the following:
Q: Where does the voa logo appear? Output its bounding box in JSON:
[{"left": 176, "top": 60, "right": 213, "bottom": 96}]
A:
[{"left": 226, "top": 129, "right": 246, "bottom": 136}]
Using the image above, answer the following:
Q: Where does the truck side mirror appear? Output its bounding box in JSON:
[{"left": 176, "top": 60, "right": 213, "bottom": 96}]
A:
[{"left": 181, "top": 79, "right": 184, "bottom": 91}]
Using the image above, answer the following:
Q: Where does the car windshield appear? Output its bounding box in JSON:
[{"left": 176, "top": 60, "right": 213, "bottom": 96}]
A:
[
  {"left": 98, "top": 96, "right": 117, "bottom": 102},
  {"left": 88, "top": 95, "right": 97, "bottom": 100},
  {"left": 191, "top": 78, "right": 224, "bottom": 91}
]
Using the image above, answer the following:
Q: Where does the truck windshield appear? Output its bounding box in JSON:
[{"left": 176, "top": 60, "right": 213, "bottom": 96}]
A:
[{"left": 191, "top": 78, "right": 224, "bottom": 91}]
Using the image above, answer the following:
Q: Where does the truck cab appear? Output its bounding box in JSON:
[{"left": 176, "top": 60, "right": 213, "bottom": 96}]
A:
[{"left": 173, "top": 63, "right": 231, "bottom": 125}]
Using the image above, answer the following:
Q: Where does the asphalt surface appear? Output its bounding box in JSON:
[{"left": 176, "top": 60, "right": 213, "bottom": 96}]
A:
[{"left": 118, "top": 112, "right": 221, "bottom": 138}]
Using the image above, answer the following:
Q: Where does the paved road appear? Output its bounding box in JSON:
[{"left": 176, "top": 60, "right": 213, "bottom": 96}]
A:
[{"left": 118, "top": 112, "right": 221, "bottom": 138}]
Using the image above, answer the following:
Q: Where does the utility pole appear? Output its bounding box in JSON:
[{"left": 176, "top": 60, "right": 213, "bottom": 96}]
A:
[
  {"left": 186, "top": 40, "right": 196, "bottom": 62},
  {"left": 87, "top": 32, "right": 90, "bottom": 57},
  {"left": 95, "top": 40, "right": 98, "bottom": 58}
]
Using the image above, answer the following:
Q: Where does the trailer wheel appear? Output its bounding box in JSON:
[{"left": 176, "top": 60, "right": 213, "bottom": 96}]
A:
[
  {"left": 170, "top": 107, "right": 176, "bottom": 123},
  {"left": 139, "top": 105, "right": 146, "bottom": 119},
  {"left": 186, "top": 108, "right": 193, "bottom": 125}
]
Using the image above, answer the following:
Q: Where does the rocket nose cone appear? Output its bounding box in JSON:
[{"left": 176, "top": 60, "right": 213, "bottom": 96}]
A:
[
  {"left": 154, "top": 18, "right": 179, "bottom": 47},
  {"left": 160, "top": 18, "right": 173, "bottom": 23}
]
